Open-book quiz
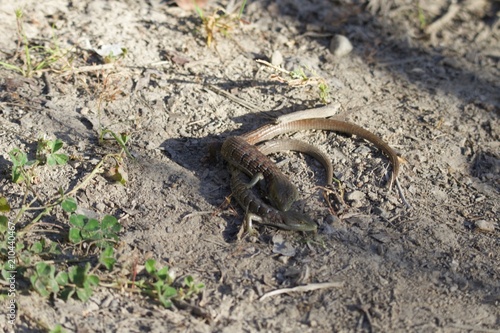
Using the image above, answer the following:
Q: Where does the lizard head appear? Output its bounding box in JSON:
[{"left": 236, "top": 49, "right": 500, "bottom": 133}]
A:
[{"left": 279, "top": 210, "right": 317, "bottom": 232}]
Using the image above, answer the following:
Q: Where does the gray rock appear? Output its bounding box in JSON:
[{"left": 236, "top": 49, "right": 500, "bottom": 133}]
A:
[{"left": 329, "top": 34, "right": 353, "bottom": 57}]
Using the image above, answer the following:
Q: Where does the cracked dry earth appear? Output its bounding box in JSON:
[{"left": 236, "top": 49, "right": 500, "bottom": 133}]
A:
[{"left": 0, "top": 0, "right": 499, "bottom": 332}]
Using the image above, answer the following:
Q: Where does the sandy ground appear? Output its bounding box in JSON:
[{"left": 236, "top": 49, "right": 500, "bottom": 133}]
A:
[{"left": 0, "top": 0, "right": 499, "bottom": 332}]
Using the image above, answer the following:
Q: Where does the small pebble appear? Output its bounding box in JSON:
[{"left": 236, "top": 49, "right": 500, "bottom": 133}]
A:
[
  {"left": 475, "top": 220, "right": 495, "bottom": 233},
  {"left": 347, "top": 191, "right": 365, "bottom": 207},
  {"left": 101, "top": 295, "right": 113, "bottom": 308},
  {"left": 322, "top": 223, "right": 336, "bottom": 235},
  {"left": 329, "top": 34, "right": 353, "bottom": 57},
  {"left": 83, "top": 301, "right": 99, "bottom": 316},
  {"left": 277, "top": 255, "right": 290, "bottom": 264},
  {"left": 271, "top": 50, "right": 283, "bottom": 66},
  {"left": 273, "top": 236, "right": 296, "bottom": 257},
  {"left": 372, "top": 206, "right": 389, "bottom": 219},
  {"left": 347, "top": 190, "right": 365, "bottom": 202},
  {"left": 450, "top": 259, "right": 459, "bottom": 272},
  {"left": 95, "top": 202, "right": 106, "bottom": 212}
]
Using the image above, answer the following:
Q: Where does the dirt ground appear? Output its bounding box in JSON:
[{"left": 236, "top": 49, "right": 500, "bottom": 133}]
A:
[{"left": 0, "top": 0, "right": 499, "bottom": 332}]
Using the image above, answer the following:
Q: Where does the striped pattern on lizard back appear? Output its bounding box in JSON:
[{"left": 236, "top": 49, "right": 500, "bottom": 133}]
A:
[{"left": 221, "top": 136, "right": 298, "bottom": 212}]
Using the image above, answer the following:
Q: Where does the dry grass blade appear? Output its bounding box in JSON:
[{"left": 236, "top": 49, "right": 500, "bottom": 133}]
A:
[{"left": 259, "top": 281, "right": 344, "bottom": 301}]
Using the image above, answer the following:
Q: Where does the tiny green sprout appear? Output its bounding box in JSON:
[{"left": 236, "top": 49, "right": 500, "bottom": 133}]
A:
[
  {"left": 99, "top": 246, "right": 116, "bottom": 271},
  {"left": 0, "top": 216, "right": 8, "bottom": 233},
  {"left": 417, "top": 6, "right": 427, "bottom": 29},
  {"left": 0, "top": 197, "right": 10, "bottom": 213},
  {"left": 30, "top": 262, "right": 60, "bottom": 297},
  {"left": 37, "top": 138, "right": 68, "bottom": 166},
  {"left": 318, "top": 82, "right": 330, "bottom": 104},
  {"left": 49, "top": 324, "right": 68, "bottom": 333},
  {"left": 99, "top": 129, "right": 134, "bottom": 160},
  {"left": 144, "top": 258, "right": 157, "bottom": 275},
  {"left": 14, "top": 8, "right": 23, "bottom": 19},
  {"left": 60, "top": 262, "right": 99, "bottom": 302},
  {"left": 154, "top": 280, "right": 177, "bottom": 308},
  {"left": 30, "top": 241, "right": 44, "bottom": 254},
  {"left": 183, "top": 275, "right": 205, "bottom": 298},
  {"left": 0, "top": 9, "right": 73, "bottom": 77},
  {"left": 8, "top": 148, "right": 29, "bottom": 183},
  {"left": 61, "top": 197, "right": 78, "bottom": 213},
  {"left": 145, "top": 259, "right": 175, "bottom": 285},
  {"left": 290, "top": 68, "right": 307, "bottom": 80},
  {"left": 143, "top": 259, "right": 179, "bottom": 307},
  {"left": 194, "top": 0, "right": 247, "bottom": 47}
]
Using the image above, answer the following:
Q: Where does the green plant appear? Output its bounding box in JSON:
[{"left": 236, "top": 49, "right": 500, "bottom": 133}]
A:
[
  {"left": 0, "top": 9, "right": 73, "bottom": 77},
  {"left": 318, "top": 82, "right": 330, "bottom": 105},
  {"left": 180, "top": 275, "right": 205, "bottom": 299},
  {"left": 142, "top": 259, "right": 178, "bottom": 307},
  {"left": 8, "top": 138, "right": 68, "bottom": 183},
  {"left": 194, "top": 0, "right": 247, "bottom": 47},
  {"left": 417, "top": 5, "right": 427, "bottom": 29},
  {"left": 36, "top": 138, "right": 69, "bottom": 166},
  {"left": 59, "top": 263, "right": 99, "bottom": 302},
  {"left": 49, "top": 324, "right": 68, "bottom": 333},
  {"left": 29, "top": 262, "right": 67, "bottom": 298},
  {"left": 98, "top": 246, "right": 116, "bottom": 271},
  {"left": 8, "top": 148, "right": 31, "bottom": 183},
  {"left": 5, "top": 137, "right": 127, "bottom": 234},
  {"left": 99, "top": 130, "right": 133, "bottom": 185},
  {"left": 140, "top": 259, "right": 205, "bottom": 307},
  {"left": 68, "top": 214, "right": 121, "bottom": 248}
]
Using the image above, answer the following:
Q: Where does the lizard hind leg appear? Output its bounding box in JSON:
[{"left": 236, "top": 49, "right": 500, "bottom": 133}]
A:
[{"left": 237, "top": 210, "right": 262, "bottom": 240}]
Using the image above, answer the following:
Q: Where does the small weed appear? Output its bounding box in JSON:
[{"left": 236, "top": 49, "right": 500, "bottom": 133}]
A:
[
  {"left": 194, "top": 0, "right": 247, "bottom": 47},
  {"left": 417, "top": 5, "right": 427, "bottom": 29},
  {"left": 0, "top": 9, "right": 73, "bottom": 77},
  {"left": 59, "top": 263, "right": 100, "bottom": 302},
  {"left": 99, "top": 130, "right": 133, "bottom": 185},
  {"left": 318, "top": 82, "right": 330, "bottom": 104},
  {"left": 93, "top": 44, "right": 128, "bottom": 64},
  {"left": 8, "top": 149, "right": 31, "bottom": 183},
  {"left": 91, "top": 71, "right": 133, "bottom": 186},
  {"left": 37, "top": 138, "right": 69, "bottom": 166},
  {"left": 9, "top": 137, "right": 69, "bottom": 184},
  {"left": 68, "top": 214, "right": 121, "bottom": 248},
  {"left": 139, "top": 259, "right": 204, "bottom": 308},
  {"left": 98, "top": 246, "right": 116, "bottom": 271},
  {"left": 0, "top": 197, "right": 11, "bottom": 213},
  {"left": 49, "top": 324, "right": 68, "bottom": 333},
  {"left": 180, "top": 275, "right": 205, "bottom": 300},
  {"left": 256, "top": 59, "right": 332, "bottom": 104},
  {"left": 144, "top": 259, "right": 178, "bottom": 307},
  {"left": 29, "top": 262, "right": 68, "bottom": 298}
]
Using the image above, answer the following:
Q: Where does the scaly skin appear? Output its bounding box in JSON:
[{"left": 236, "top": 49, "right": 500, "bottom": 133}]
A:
[
  {"left": 223, "top": 116, "right": 400, "bottom": 232},
  {"left": 221, "top": 136, "right": 298, "bottom": 211},
  {"left": 242, "top": 118, "right": 400, "bottom": 189},
  {"left": 229, "top": 138, "right": 333, "bottom": 232},
  {"left": 229, "top": 165, "right": 316, "bottom": 232},
  {"left": 258, "top": 138, "right": 333, "bottom": 185}
]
